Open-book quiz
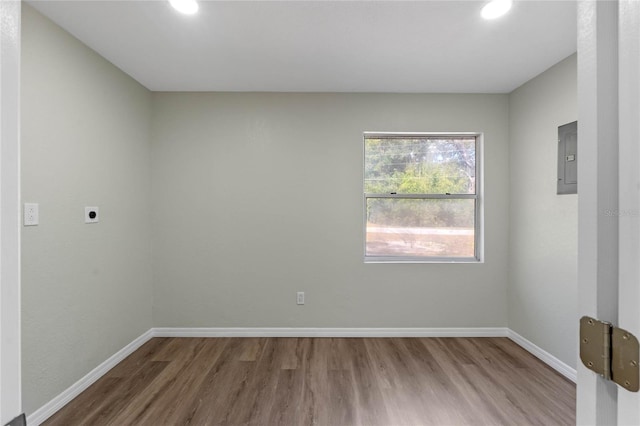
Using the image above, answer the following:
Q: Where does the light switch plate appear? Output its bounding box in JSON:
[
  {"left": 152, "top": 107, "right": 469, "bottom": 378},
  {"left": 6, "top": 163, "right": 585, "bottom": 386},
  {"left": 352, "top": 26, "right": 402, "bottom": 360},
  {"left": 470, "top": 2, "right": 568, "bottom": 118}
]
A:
[{"left": 85, "top": 206, "right": 99, "bottom": 223}]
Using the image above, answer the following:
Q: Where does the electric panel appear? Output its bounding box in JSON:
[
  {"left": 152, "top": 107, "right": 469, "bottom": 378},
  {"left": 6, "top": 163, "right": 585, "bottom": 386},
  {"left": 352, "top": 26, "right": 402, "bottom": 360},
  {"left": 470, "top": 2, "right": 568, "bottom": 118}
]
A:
[{"left": 558, "top": 121, "right": 577, "bottom": 195}]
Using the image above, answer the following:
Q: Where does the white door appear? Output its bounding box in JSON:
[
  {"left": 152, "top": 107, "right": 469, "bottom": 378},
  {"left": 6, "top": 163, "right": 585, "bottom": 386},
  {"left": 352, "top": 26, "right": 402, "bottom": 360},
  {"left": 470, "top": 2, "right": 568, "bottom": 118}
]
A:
[
  {"left": 577, "top": 0, "right": 640, "bottom": 424},
  {"left": 0, "top": 0, "right": 22, "bottom": 423}
]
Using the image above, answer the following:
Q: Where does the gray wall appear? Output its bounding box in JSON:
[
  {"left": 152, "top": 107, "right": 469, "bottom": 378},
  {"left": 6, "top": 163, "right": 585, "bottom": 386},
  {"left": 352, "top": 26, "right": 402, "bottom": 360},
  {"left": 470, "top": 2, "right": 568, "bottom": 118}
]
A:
[
  {"left": 21, "top": 5, "right": 153, "bottom": 413},
  {"left": 508, "top": 54, "right": 578, "bottom": 368},
  {"left": 151, "top": 93, "right": 510, "bottom": 327}
]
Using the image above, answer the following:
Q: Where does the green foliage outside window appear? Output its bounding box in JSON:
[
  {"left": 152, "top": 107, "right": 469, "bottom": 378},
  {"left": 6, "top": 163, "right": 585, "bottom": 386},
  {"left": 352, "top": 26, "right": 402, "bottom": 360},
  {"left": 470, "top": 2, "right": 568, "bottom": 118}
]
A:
[{"left": 365, "top": 137, "right": 476, "bottom": 228}]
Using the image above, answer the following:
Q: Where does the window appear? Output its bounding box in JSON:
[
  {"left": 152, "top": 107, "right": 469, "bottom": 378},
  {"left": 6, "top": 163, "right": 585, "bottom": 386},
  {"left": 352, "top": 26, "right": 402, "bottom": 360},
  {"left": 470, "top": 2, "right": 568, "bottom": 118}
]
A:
[{"left": 364, "top": 133, "right": 480, "bottom": 262}]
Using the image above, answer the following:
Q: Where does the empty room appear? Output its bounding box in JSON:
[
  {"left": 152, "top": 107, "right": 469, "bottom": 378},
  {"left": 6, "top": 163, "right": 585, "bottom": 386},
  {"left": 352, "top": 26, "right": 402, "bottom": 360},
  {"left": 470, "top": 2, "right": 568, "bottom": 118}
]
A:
[{"left": 2, "top": 0, "right": 639, "bottom": 425}]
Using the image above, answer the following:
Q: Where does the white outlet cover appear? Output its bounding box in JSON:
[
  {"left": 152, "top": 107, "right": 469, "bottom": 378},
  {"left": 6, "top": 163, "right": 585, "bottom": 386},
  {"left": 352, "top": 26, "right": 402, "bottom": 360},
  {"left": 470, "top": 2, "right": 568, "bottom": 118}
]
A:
[
  {"left": 24, "top": 203, "right": 39, "bottom": 226},
  {"left": 85, "top": 206, "right": 99, "bottom": 223}
]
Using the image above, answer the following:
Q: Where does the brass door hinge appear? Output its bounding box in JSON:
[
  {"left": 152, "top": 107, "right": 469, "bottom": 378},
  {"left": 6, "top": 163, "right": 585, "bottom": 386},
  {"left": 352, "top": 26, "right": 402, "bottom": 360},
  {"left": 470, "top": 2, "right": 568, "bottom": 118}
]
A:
[{"left": 580, "top": 316, "right": 639, "bottom": 392}]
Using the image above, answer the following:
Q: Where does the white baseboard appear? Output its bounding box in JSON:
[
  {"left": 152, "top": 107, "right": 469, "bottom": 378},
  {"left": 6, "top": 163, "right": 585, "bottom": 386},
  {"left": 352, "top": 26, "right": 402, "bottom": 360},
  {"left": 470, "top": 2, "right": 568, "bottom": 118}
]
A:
[
  {"left": 27, "top": 326, "right": 576, "bottom": 425},
  {"left": 26, "top": 329, "right": 154, "bottom": 426},
  {"left": 507, "top": 329, "right": 577, "bottom": 383},
  {"left": 151, "top": 327, "right": 509, "bottom": 338}
]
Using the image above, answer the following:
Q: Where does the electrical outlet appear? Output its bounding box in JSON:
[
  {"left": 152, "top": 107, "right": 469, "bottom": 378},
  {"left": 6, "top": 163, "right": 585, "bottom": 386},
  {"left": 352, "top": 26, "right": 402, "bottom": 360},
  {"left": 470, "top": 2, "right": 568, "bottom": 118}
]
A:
[
  {"left": 297, "top": 292, "right": 305, "bottom": 305},
  {"left": 24, "top": 203, "right": 39, "bottom": 226},
  {"left": 85, "top": 206, "right": 99, "bottom": 223}
]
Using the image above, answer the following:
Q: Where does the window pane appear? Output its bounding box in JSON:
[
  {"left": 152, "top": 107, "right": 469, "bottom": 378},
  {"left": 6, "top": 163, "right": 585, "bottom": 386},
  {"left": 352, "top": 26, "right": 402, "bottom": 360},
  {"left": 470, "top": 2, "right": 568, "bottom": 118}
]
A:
[
  {"left": 366, "top": 198, "right": 475, "bottom": 258},
  {"left": 364, "top": 137, "right": 476, "bottom": 194}
]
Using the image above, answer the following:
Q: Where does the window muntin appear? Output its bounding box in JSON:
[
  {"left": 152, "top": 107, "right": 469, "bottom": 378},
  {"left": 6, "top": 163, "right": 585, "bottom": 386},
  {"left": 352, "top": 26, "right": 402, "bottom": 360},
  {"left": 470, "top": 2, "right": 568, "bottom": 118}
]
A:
[{"left": 364, "top": 134, "right": 480, "bottom": 262}]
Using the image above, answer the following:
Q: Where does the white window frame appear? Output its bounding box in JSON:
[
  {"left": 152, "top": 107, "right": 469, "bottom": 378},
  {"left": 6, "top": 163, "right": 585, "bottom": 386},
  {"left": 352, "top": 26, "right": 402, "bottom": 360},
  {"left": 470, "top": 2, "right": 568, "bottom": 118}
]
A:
[{"left": 363, "top": 132, "right": 483, "bottom": 263}]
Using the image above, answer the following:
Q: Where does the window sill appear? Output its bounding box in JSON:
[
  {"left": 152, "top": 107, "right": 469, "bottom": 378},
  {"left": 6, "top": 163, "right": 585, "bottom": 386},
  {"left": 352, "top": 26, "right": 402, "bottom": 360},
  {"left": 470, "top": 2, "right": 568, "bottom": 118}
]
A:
[{"left": 364, "top": 256, "right": 482, "bottom": 264}]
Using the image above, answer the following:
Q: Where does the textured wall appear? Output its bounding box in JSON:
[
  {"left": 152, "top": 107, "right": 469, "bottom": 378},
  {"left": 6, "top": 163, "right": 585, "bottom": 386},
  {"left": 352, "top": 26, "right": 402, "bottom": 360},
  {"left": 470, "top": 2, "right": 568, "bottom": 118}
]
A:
[
  {"left": 21, "top": 5, "right": 153, "bottom": 413},
  {"left": 508, "top": 54, "right": 578, "bottom": 368}
]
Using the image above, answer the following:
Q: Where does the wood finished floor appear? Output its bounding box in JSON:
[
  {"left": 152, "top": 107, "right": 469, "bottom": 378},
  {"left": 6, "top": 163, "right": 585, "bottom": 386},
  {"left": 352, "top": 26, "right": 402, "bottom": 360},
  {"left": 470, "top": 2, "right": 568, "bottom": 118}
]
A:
[{"left": 44, "top": 337, "right": 575, "bottom": 426}]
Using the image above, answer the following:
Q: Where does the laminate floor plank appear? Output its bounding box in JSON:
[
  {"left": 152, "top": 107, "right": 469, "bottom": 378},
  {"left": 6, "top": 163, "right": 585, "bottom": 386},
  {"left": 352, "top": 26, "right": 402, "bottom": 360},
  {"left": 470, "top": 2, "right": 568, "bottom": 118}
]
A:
[
  {"left": 298, "top": 338, "right": 332, "bottom": 425},
  {"left": 459, "top": 338, "right": 566, "bottom": 425},
  {"left": 419, "top": 338, "right": 509, "bottom": 425},
  {"left": 225, "top": 338, "right": 285, "bottom": 425},
  {"left": 267, "top": 369, "right": 303, "bottom": 425},
  {"left": 176, "top": 338, "right": 262, "bottom": 425},
  {"left": 42, "top": 337, "right": 576, "bottom": 426},
  {"left": 394, "top": 338, "right": 471, "bottom": 426},
  {"left": 85, "top": 361, "right": 170, "bottom": 426},
  {"left": 464, "top": 363, "right": 537, "bottom": 424},
  {"left": 44, "top": 339, "right": 174, "bottom": 426},
  {"left": 342, "top": 339, "right": 391, "bottom": 426},
  {"left": 256, "top": 339, "right": 306, "bottom": 423},
  {"left": 278, "top": 338, "right": 300, "bottom": 370},
  {"left": 107, "top": 337, "right": 171, "bottom": 378},
  {"left": 364, "top": 338, "right": 435, "bottom": 425},
  {"left": 108, "top": 338, "right": 210, "bottom": 425},
  {"left": 327, "top": 369, "right": 357, "bottom": 426},
  {"left": 44, "top": 377, "right": 123, "bottom": 426},
  {"left": 238, "top": 337, "right": 268, "bottom": 362},
  {"left": 489, "top": 338, "right": 576, "bottom": 423},
  {"left": 133, "top": 338, "right": 230, "bottom": 426}
]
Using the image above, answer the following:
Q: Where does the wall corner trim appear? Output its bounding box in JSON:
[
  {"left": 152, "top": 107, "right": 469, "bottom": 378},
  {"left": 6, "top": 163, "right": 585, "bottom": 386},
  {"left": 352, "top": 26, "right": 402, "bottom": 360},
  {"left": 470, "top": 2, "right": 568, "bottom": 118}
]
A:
[
  {"left": 27, "top": 327, "right": 577, "bottom": 425},
  {"left": 25, "top": 329, "right": 154, "bottom": 426},
  {"left": 507, "top": 329, "right": 577, "bottom": 382}
]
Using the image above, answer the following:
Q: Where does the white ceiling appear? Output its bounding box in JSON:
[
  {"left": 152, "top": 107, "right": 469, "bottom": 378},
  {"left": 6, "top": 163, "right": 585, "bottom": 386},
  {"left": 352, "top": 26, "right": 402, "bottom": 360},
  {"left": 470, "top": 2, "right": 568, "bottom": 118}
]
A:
[{"left": 28, "top": 0, "right": 577, "bottom": 93}]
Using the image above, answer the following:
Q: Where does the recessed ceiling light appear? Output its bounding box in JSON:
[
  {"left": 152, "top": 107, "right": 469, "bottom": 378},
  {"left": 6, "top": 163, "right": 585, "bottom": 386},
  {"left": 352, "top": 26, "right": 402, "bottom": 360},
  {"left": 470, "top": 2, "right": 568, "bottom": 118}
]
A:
[
  {"left": 169, "top": 0, "right": 199, "bottom": 15},
  {"left": 481, "top": 0, "right": 513, "bottom": 20}
]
